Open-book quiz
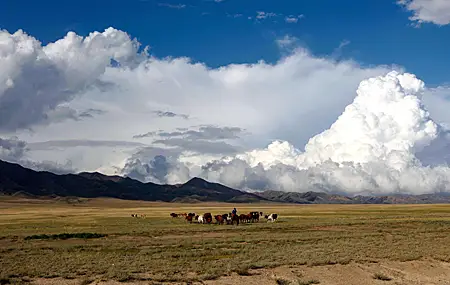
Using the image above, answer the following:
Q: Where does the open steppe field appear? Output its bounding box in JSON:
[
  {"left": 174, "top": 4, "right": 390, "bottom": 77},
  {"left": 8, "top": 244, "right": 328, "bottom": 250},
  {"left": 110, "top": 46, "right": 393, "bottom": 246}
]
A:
[{"left": 2, "top": 197, "right": 450, "bottom": 284}]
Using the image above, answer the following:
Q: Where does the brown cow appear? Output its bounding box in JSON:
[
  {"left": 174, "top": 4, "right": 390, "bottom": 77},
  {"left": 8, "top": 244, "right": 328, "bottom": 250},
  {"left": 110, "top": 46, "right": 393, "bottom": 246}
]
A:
[
  {"left": 185, "top": 215, "right": 194, "bottom": 223},
  {"left": 214, "top": 215, "right": 225, "bottom": 225},
  {"left": 203, "top": 213, "right": 213, "bottom": 224},
  {"left": 170, "top": 213, "right": 178, "bottom": 218}
]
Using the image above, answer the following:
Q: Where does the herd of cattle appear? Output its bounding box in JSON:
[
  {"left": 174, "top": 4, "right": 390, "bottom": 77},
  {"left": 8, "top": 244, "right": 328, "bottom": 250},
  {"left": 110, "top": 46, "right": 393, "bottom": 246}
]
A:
[{"left": 170, "top": 211, "right": 278, "bottom": 225}]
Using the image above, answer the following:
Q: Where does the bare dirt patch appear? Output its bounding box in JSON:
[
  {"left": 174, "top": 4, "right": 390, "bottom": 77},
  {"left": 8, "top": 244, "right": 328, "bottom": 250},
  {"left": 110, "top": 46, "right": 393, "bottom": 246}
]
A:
[
  {"left": 202, "top": 259, "right": 450, "bottom": 285},
  {"left": 21, "top": 259, "right": 450, "bottom": 285}
]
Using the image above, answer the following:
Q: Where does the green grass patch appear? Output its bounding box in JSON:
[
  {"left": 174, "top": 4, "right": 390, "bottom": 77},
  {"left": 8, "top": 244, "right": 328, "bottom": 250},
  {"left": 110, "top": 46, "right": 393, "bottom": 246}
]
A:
[{"left": 24, "top": 233, "right": 107, "bottom": 240}]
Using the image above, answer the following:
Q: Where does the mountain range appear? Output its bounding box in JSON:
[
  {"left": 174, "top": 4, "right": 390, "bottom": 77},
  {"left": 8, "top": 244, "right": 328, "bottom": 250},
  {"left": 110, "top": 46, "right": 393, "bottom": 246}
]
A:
[{"left": 1, "top": 159, "right": 450, "bottom": 204}]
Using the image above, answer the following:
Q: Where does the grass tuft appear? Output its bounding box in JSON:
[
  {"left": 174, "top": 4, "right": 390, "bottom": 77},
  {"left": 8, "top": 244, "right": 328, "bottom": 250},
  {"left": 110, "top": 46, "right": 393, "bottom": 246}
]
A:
[
  {"left": 275, "top": 278, "right": 291, "bottom": 285},
  {"left": 373, "top": 273, "right": 392, "bottom": 281},
  {"left": 236, "top": 268, "right": 253, "bottom": 276},
  {"left": 79, "top": 278, "right": 93, "bottom": 285}
]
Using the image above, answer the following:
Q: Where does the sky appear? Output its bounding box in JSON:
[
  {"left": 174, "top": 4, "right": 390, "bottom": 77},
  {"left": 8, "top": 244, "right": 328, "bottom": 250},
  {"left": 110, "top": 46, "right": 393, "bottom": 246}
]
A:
[
  {"left": 2, "top": 0, "right": 450, "bottom": 195},
  {"left": 2, "top": 0, "right": 450, "bottom": 85}
]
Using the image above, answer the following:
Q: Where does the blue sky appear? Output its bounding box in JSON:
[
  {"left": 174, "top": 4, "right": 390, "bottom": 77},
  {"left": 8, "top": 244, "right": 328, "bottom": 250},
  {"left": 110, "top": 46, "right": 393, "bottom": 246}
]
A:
[{"left": 1, "top": 0, "right": 450, "bottom": 85}]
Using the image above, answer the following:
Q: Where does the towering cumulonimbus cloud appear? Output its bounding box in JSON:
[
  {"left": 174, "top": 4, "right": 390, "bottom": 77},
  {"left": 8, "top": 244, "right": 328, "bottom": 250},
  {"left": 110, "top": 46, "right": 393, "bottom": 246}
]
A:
[
  {"left": 233, "top": 71, "right": 438, "bottom": 170},
  {"left": 300, "top": 71, "right": 437, "bottom": 169},
  {"left": 198, "top": 71, "right": 450, "bottom": 194}
]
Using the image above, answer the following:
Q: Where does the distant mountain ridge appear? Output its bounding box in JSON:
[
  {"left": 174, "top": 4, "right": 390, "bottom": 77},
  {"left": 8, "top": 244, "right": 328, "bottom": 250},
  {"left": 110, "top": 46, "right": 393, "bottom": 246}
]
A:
[
  {"left": 254, "top": 190, "right": 450, "bottom": 204},
  {"left": 1, "top": 159, "right": 450, "bottom": 204},
  {"left": 0, "top": 160, "right": 265, "bottom": 203}
]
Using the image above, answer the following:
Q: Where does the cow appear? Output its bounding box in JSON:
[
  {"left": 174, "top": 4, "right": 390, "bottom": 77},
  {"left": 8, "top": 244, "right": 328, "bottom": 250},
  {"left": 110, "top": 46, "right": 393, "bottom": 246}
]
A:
[
  {"left": 221, "top": 213, "right": 230, "bottom": 224},
  {"left": 249, "top": 211, "right": 260, "bottom": 223},
  {"left": 170, "top": 213, "right": 178, "bottom": 218},
  {"left": 265, "top": 213, "right": 278, "bottom": 222},
  {"left": 215, "top": 215, "right": 225, "bottom": 225},
  {"left": 203, "top": 213, "right": 213, "bottom": 224},
  {"left": 239, "top": 214, "right": 247, "bottom": 223},
  {"left": 183, "top": 212, "right": 195, "bottom": 223},
  {"left": 197, "top": 215, "right": 205, "bottom": 224}
]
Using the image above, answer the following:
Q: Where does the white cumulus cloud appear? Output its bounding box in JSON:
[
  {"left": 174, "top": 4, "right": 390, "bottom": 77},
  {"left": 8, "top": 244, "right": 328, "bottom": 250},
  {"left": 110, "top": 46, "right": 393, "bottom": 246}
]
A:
[
  {"left": 398, "top": 0, "right": 450, "bottom": 25},
  {"left": 0, "top": 27, "right": 143, "bottom": 131}
]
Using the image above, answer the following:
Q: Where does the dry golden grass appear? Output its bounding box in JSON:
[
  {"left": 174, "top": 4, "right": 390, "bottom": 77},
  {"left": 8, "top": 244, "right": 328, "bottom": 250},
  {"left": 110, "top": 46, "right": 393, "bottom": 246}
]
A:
[{"left": 1, "top": 197, "right": 450, "bottom": 283}]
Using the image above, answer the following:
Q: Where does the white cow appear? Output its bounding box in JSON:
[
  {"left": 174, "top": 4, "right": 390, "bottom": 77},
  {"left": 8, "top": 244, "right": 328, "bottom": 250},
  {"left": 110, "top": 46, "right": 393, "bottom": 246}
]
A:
[
  {"left": 266, "top": 213, "right": 278, "bottom": 222},
  {"left": 197, "top": 215, "right": 205, "bottom": 224}
]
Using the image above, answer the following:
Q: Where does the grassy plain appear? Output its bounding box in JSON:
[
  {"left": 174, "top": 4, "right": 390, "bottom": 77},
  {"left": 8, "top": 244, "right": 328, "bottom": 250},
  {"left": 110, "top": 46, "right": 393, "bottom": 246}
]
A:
[{"left": 2, "top": 197, "right": 450, "bottom": 284}]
